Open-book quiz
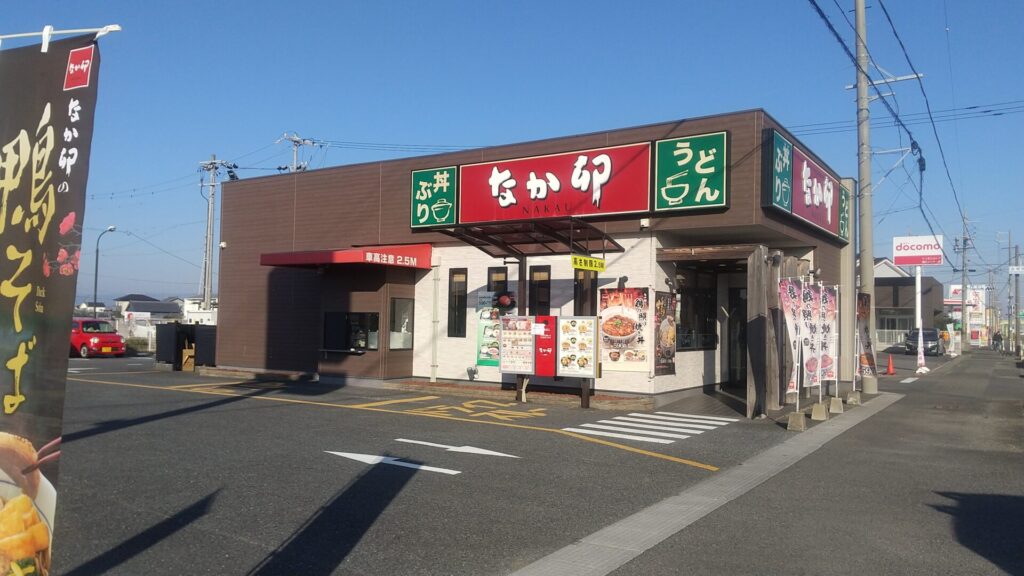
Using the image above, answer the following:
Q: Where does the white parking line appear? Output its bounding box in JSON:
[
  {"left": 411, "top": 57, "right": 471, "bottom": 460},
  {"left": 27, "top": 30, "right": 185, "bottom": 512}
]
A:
[
  {"left": 900, "top": 377, "right": 918, "bottom": 384},
  {"left": 580, "top": 423, "right": 690, "bottom": 440},
  {"left": 656, "top": 412, "right": 739, "bottom": 422},
  {"left": 603, "top": 418, "right": 706, "bottom": 435},
  {"left": 562, "top": 428, "right": 674, "bottom": 444}
]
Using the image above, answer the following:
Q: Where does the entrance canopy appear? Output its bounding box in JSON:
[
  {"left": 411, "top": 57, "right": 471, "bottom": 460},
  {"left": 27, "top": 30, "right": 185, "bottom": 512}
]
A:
[
  {"left": 260, "top": 243, "right": 432, "bottom": 269},
  {"left": 437, "top": 217, "right": 624, "bottom": 259}
]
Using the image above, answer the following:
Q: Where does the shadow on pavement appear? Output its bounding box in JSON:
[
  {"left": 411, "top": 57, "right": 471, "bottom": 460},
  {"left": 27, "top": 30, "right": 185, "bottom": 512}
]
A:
[
  {"left": 62, "top": 388, "right": 272, "bottom": 445},
  {"left": 62, "top": 490, "right": 220, "bottom": 576},
  {"left": 247, "top": 454, "right": 418, "bottom": 575},
  {"left": 931, "top": 491, "right": 1024, "bottom": 574}
]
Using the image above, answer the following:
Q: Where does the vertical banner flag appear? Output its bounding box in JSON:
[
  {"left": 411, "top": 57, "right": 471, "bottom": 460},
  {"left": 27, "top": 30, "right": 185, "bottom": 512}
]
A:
[
  {"left": 654, "top": 291, "right": 676, "bottom": 376},
  {"left": 800, "top": 283, "right": 821, "bottom": 388},
  {"left": 0, "top": 35, "right": 102, "bottom": 572},
  {"left": 856, "top": 293, "right": 877, "bottom": 376},
  {"left": 598, "top": 288, "right": 650, "bottom": 372},
  {"left": 777, "top": 278, "right": 802, "bottom": 393},
  {"left": 821, "top": 286, "right": 838, "bottom": 384}
]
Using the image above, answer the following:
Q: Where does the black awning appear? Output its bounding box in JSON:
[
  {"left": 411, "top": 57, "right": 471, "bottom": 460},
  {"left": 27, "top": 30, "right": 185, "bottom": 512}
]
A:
[{"left": 436, "top": 217, "right": 624, "bottom": 259}]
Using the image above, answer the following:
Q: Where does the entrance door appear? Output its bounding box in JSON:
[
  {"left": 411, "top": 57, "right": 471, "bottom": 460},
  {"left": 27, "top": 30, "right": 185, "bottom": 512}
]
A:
[{"left": 727, "top": 287, "right": 747, "bottom": 388}]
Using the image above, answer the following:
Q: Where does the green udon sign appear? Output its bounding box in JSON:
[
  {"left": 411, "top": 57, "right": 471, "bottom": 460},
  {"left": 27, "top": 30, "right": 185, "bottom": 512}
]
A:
[{"left": 654, "top": 131, "right": 728, "bottom": 211}]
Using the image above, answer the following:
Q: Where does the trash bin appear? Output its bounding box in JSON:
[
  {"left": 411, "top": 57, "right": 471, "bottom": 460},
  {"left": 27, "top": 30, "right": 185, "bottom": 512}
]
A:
[
  {"left": 193, "top": 325, "right": 217, "bottom": 367},
  {"left": 155, "top": 322, "right": 197, "bottom": 370}
]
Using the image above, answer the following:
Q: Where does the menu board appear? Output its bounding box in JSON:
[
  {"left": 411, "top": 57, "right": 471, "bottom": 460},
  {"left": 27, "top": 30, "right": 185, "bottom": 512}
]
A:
[
  {"left": 476, "top": 291, "right": 499, "bottom": 366},
  {"left": 599, "top": 288, "right": 651, "bottom": 373},
  {"left": 556, "top": 316, "right": 598, "bottom": 378},
  {"left": 499, "top": 316, "right": 534, "bottom": 374}
]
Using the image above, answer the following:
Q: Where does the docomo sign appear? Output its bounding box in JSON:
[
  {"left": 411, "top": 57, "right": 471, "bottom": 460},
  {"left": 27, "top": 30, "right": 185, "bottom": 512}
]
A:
[
  {"left": 458, "top": 143, "right": 651, "bottom": 224},
  {"left": 892, "top": 235, "right": 944, "bottom": 266}
]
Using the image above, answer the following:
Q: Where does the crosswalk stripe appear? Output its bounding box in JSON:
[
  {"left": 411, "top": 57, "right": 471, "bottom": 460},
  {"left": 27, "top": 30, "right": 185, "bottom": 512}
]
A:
[
  {"left": 627, "top": 413, "right": 719, "bottom": 429},
  {"left": 604, "top": 418, "right": 705, "bottom": 434},
  {"left": 562, "top": 428, "right": 674, "bottom": 444},
  {"left": 580, "top": 423, "right": 690, "bottom": 440},
  {"left": 655, "top": 411, "right": 739, "bottom": 422}
]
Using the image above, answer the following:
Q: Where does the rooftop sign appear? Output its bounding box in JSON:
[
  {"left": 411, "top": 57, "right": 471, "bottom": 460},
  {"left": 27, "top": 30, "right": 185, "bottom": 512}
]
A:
[{"left": 893, "top": 235, "right": 944, "bottom": 266}]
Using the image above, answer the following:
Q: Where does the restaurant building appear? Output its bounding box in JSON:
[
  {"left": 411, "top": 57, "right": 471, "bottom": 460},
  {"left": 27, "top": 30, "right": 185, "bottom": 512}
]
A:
[{"left": 217, "top": 109, "right": 856, "bottom": 417}]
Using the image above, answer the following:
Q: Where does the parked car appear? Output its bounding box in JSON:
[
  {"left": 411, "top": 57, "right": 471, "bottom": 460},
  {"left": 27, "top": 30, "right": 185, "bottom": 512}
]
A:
[
  {"left": 904, "top": 328, "right": 944, "bottom": 356},
  {"left": 70, "top": 317, "right": 125, "bottom": 358}
]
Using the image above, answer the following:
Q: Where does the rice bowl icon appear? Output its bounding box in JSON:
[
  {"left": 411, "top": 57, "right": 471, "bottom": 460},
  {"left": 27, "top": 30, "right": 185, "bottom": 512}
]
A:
[{"left": 431, "top": 198, "right": 453, "bottom": 222}]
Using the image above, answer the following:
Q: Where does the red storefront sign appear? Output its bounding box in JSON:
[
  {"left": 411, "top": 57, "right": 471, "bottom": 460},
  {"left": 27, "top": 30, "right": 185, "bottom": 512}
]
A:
[
  {"left": 260, "top": 243, "right": 432, "bottom": 269},
  {"left": 533, "top": 315, "right": 557, "bottom": 377},
  {"left": 458, "top": 143, "right": 651, "bottom": 223},
  {"left": 791, "top": 147, "right": 840, "bottom": 237}
]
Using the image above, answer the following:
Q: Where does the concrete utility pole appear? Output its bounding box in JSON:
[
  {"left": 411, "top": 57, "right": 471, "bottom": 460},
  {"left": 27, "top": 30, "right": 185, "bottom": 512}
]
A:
[
  {"left": 960, "top": 217, "right": 969, "bottom": 352},
  {"left": 1016, "top": 245, "right": 1021, "bottom": 358},
  {"left": 855, "top": 0, "right": 877, "bottom": 393},
  {"left": 278, "top": 132, "right": 316, "bottom": 173},
  {"left": 199, "top": 155, "right": 218, "bottom": 311}
]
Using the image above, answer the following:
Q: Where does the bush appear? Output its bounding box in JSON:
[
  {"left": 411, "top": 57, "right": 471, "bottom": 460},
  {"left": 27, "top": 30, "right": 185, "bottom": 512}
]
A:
[{"left": 125, "top": 337, "right": 151, "bottom": 354}]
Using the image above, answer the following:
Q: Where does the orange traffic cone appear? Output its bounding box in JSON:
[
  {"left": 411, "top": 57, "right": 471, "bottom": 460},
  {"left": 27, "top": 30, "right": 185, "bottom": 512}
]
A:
[{"left": 885, "top": 354, "right": 895, "bottom": 375}]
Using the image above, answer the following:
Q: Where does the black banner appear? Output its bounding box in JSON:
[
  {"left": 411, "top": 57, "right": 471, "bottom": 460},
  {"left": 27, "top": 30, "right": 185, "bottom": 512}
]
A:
[{"left": 0, "top": 34, "right": 101, "bottom": 571}]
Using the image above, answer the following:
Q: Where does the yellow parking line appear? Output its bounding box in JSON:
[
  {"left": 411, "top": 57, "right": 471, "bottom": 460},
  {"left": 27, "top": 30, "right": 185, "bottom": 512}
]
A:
[
  {"left": 346, "top": 396, "right": 441, "bottom": 408},
  {"left": 167, "top": 381, "right": 247, "bottom": 389},
  {"left": 66, "top": 377, "right": 718, "bottom": 472}
]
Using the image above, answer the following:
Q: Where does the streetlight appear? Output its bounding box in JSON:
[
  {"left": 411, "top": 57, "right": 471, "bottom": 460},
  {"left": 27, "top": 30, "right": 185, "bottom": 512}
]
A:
[{"left": 93, "top": 225, "right": 116, "bottom": 318}]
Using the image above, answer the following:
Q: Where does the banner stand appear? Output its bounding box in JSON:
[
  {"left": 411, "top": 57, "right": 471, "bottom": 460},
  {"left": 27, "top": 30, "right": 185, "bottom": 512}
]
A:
[{"left": 0, "top": 24, "right": 121, "bottom": 51}]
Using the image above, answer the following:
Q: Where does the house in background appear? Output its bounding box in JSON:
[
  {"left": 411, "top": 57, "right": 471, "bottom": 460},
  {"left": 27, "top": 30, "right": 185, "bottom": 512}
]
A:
[
  {"left": 76, "top": 301, "right": 108, "bottom": 317},
  {"left": 181, "top": 296, "right": 218, "bottom": 325},
  {"left": 113, "top": 294, "right": 159, "bottom": 317},
  {"left": 872, "top": 257, "right": 944, "bottom": 346}
]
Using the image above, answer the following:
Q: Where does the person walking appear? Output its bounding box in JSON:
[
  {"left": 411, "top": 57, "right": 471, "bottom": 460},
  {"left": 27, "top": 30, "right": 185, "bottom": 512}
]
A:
[{"left": 992, "top": 330, "right": 1003, "bottom": 352}]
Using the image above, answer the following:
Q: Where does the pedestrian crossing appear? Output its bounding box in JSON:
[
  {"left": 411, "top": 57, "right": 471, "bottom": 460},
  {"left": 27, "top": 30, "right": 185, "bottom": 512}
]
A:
[{"left": 562, "top": 411, "right": 739, "bottom": 444}]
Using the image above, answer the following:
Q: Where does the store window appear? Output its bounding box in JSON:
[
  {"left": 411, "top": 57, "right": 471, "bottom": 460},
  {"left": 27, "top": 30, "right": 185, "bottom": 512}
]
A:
[
  {"left": 389, "top": 298, "right": 415, "bottom": 350},
  {"left": 487, "top": 266, "right": 508, "bottom": 293},
  {"left": 448, "top": 268, "right": 468, "bottom": 337},
  {"left": 675, "top": 268, "right": 717, "bottom": 350},
  {"left": 529, "top": 266, "right": 551, "bottom": 316},
  {"left": 573, "top": 269, "right": 597, "bottom": 316},
  {"left": 323, "top": 311, "right": 379, "bottom": 351}
]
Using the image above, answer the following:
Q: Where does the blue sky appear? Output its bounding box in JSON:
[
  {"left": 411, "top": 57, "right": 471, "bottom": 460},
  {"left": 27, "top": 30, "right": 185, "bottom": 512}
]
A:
[{"left": 4, "top": 1, "right": 1022, "bottom": 311}]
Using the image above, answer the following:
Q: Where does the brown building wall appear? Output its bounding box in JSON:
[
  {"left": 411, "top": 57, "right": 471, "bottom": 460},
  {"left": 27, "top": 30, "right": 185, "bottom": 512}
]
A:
[
  {"left": 876, "top": 277, "right": 945, "bottom": 327},
  {"left": 217, "top": 109, "right": 848, "bottom": 373}
]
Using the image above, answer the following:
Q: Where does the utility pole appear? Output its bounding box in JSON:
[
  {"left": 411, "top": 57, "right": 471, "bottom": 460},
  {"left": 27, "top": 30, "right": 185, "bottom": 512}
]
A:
[
  {"left": 278, "top": 132, "right": 318, "bottom": 173},
  {"left": 960, "top": 216, "right": 969, "bottom": 353},
  {"left": 855, "top": 0, "right": 877, "bottom": 393},
  {"left": 198, "top": 155, "right": 218, "bottom": 311},
  {"left": 1016, "top": 244, "right": 1021, "bottom": 358}
]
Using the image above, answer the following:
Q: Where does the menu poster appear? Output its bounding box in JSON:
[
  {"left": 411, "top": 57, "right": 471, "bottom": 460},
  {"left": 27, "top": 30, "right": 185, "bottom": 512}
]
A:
[
  {"left": 476, "top": 291, "right": 499, "bottom": 366},
  {"left": 856, "top": 293, "right": 877, "bottom": 377},
  {"left": 499, "top": 316, "right": 535, "bottom": 374},
  {"left": 654, "top": 292, "right": 676, "bottom": 376},
  {"left": 556, "top": 316, "right": 598, "bottom": 378},
  {"left": 599, "top": 288, "right": 650, "bottom": 373}
]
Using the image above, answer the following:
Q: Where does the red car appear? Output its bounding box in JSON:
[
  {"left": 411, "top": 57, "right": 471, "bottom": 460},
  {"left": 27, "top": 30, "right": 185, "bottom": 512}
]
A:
[{"left": 70, "top": 317, "right": 125, "bottom": 358}]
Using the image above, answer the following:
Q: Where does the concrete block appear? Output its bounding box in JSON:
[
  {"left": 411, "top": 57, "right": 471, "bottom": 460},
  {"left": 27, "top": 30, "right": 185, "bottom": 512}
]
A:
[
  {"left": 786, "top": 412, "right": 808, "bottom": 431},
  {"left": 829, "top": 396, "right": 844, "bottom": 414},
  {"left": 846, "top": 391, "right": 862, "bottom": 405},
  {"left": 811, "top": 402, "right": 829, "bottom": 421}
]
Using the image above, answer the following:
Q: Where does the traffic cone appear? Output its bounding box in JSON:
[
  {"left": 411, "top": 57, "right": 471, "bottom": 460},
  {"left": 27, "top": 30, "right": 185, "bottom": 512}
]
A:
[{"left": 886, "top": 354, "right": 895, "bottom": 376}]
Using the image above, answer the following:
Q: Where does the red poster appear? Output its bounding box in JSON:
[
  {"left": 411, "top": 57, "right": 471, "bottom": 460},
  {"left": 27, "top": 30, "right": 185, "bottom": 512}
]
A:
[
  {"left": 459, "top": 143, "right": 651, "bottom": 223},
  {"left": 533, "top": 315, "right": 556, "bottom": 377},
  {"left": 791, "top": 148, "right": 840, "bottom": 237}
]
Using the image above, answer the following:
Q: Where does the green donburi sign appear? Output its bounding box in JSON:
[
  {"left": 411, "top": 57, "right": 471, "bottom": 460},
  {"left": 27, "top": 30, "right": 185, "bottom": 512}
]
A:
[
  {"left": 654, "top": 131, "right": 728, "bottom": 212},
  {"left": 411, "top": 166, "right": 457, "bottom": 228}
]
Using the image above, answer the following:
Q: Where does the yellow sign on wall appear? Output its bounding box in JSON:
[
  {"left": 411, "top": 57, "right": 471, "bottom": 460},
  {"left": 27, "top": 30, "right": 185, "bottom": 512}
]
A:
[{"left": 571, "top": 254, "right": 605, "bottom": 272}]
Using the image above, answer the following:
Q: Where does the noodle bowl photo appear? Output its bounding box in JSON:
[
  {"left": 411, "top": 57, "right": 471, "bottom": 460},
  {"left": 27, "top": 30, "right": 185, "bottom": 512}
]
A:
[{"left": 600, "top": 306, "right": 640, "bottom": 345}]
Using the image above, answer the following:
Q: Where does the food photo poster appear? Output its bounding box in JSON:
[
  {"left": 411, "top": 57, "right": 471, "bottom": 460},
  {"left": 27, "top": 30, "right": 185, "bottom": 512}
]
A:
[{"left": 598, "top": 288, "right": 650, "bottom": 373}]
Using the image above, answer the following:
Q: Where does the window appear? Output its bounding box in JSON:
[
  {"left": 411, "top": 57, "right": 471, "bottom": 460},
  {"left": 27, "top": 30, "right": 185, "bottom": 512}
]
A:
[
  {"left": 389, "top": 298, "right": 415, "bottom": 350},
  {"left": 573, "top": 269, "right": 597, "bottom": 316},
  {"left": 323, "top": 312, "right": 379, "bottom": 351},
  {"left": 487, "top": 266, "right": 508, "bottom": 293},
  {"left": 675, "top": 268, "right": 717, "bottom": 350},
  {"left": 448, "top": 268, "right": 468, "bottom": 337},
  {"left": 529, "top": 266, "right": 551, "bottom": 316}
]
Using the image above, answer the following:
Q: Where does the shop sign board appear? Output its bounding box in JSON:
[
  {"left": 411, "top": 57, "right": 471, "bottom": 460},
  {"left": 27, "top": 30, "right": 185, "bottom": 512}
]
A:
[
  {"left": 763, "top": 129, "right": 849, "bottom": 243},
  {"left": 892, "top": 235, "right": 943, "bottom": 266},
  {"left": 411, "top": 166, "right": 457, "bottom": 228},
  {"left": 654, "top": 131, "right": 728, "bottom": 212},
  {"left": 533, "top": 316, "right": 557, "bottom": 378},
  {"left": 556, "top": 317, "right": 598, "bottom": 378},
  {"left": 598, "top": 288, "right": 650, "bottom": 373},
  {"left": 476, "top": 292, "right": 499, "bottom": 367},
  {"left": 571, "top": 254, "right": 605, "bottom": 272},
  {"left": 458, "top": 143, "right": 651, "bottom": 224},
  {"left": 1008, "top": 265, "right": 1023, "bottom": 275},
  {"left": 499, "top": 316, "right": 535, "bottom": 374}
]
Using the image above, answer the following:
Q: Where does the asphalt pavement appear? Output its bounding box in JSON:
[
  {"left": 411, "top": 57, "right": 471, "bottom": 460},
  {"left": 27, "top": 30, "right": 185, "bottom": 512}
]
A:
[{"left": 51, "top": 350, "right": 1021, "bottom": 575}]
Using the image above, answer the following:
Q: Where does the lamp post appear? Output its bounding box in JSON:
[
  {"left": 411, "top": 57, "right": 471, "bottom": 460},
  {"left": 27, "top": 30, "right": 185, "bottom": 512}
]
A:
[{"left": 93, "top": 225, "right": 116, "bottom": 318}]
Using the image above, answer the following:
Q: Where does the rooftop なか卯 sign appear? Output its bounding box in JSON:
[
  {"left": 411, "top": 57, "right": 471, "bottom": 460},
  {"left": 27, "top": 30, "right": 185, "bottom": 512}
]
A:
[
  {"left": 457, "top": 143, "right": 651, "bottom": 224},
  {"left": 764, "top": 129, "right": 849, "bottom": 243}
]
